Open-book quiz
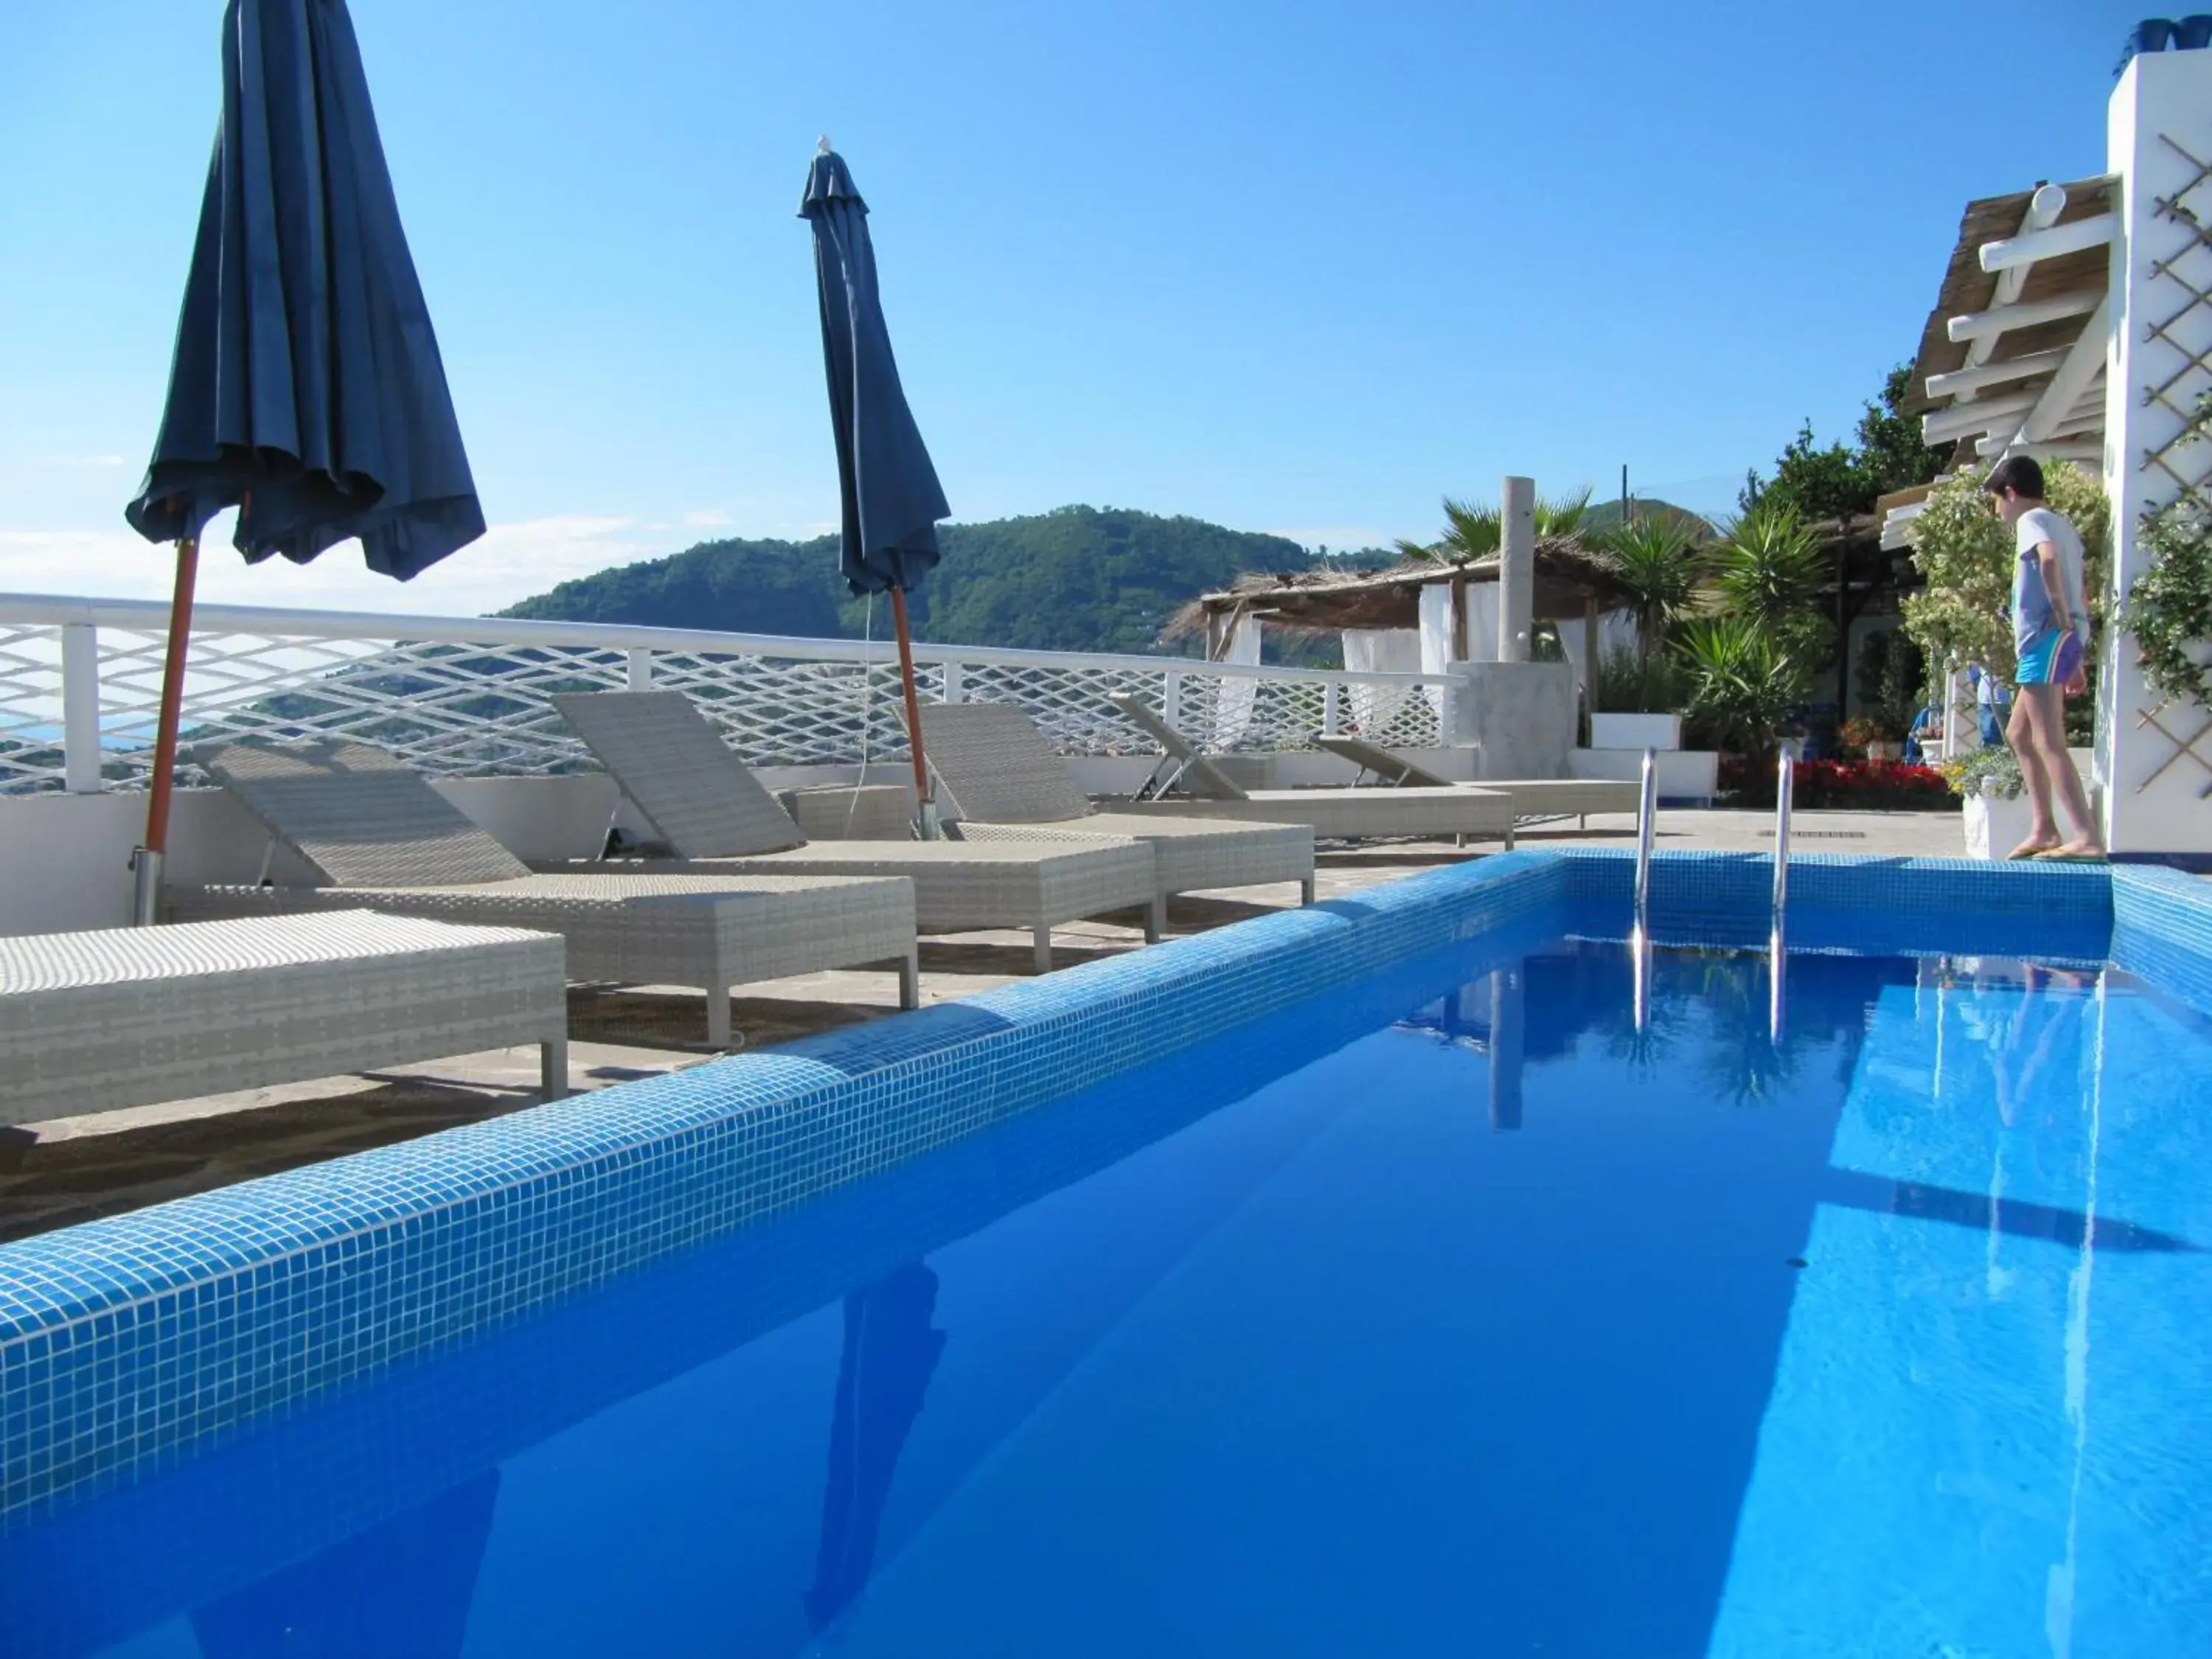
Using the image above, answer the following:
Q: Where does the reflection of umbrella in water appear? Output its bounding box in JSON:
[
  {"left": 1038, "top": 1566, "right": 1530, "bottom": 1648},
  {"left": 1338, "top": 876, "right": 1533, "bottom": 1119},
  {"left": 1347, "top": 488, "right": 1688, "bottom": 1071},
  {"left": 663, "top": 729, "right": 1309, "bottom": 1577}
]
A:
[
  {"left": 122, "top": 0, "right": 483, "bottom": 922},
  {"left": 806, "top": 1262, "right": 948, "bottom": 1630}
]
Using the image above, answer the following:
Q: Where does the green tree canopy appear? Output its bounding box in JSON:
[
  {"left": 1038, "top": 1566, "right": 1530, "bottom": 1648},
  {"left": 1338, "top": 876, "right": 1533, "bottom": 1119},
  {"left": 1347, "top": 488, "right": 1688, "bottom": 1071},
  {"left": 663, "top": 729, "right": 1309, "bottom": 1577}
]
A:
[{"left": 1740, "top": 365, "right": 1949, "bottom": 521}]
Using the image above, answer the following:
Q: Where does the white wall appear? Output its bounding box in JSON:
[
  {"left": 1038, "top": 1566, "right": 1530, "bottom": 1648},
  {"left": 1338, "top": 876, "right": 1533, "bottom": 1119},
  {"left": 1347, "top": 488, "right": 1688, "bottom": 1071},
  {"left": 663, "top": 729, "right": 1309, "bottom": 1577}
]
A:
[{"left": 2101, "top": 49, "right": 2212, "bottom": 857}]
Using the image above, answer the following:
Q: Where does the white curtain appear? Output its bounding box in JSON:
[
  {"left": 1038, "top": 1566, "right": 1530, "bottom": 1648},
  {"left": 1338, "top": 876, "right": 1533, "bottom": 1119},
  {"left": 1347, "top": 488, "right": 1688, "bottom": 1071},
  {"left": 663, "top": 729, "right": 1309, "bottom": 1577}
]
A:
[
  {"left": 1417, "top": 583, "right": 1458, "bottom": 718},
  {"left": 1212, "top": 608, "right": 1264, "bottom": 744},
  {"left": 1461, "top": 582, "right": 1501, "bottom": 664},
  {"left": 1554, "top": 608, "right": 1639, "bottom": 696},
  {"left": 1340, "top": 627, "right": 1420, "bottom": 734}
]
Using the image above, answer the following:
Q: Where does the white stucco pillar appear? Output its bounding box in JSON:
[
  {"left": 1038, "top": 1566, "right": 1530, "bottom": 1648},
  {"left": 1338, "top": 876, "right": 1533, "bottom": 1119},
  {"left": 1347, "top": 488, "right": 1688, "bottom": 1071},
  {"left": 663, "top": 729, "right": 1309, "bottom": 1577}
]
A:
[
  {"left": 1498, "top": 476, "right": 1534, "bottom": 663},
  {"left": 2101, "top": 48, "right": 2212, "bottom": 857}
]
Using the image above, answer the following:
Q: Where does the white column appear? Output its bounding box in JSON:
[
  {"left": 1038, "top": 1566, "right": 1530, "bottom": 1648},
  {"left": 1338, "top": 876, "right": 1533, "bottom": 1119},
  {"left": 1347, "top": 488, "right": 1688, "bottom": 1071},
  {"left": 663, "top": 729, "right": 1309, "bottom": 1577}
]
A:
[
  {"left": 2101, "top": 49, "right": 2212, "bottom": 856},
  {"left": 625, "top": 647, "right": 653, "bottom": 692},
  {"left": 1322, "top": 679, "right": 1342, "bottom": 735},
  {"left": 1498, "top": 476, "right": 1534, "bottom": 662},
  {"left": 61, "top": 624, "right": 101, "bottom": 794},
  {"left": 941, "top": 660, "right": 964, "bottom": 703}
]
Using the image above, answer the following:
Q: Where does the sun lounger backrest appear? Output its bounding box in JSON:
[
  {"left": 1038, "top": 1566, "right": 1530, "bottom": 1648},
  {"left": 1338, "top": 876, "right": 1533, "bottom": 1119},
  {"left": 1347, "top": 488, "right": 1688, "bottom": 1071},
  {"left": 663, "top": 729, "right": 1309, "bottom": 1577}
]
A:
[
  {"left": 1315, "top": 733, "right": 1454, "bottom": 788},
  {"left": 552, "top": 692, "right": 808, "bottom": 858},
  {"left": 195, "top": 740, "right": 534, "bottom": 887},
  {"left": 1106, "top": 697, "right": 1248, "bottom": 801},
  {"left": 914, "top": 701, "right": 1094, "bottom": 824}
]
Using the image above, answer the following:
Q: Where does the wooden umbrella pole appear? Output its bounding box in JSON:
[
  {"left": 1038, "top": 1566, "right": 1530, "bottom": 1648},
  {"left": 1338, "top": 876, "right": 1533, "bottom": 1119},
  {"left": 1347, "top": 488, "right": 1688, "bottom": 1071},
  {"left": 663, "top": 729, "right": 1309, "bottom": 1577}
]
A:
[
  {"left": 888, "top": 584, "right": 938, "bottom": 838},
  {"left": 133, "top": 532, "right": 201, "bottom": 924}
]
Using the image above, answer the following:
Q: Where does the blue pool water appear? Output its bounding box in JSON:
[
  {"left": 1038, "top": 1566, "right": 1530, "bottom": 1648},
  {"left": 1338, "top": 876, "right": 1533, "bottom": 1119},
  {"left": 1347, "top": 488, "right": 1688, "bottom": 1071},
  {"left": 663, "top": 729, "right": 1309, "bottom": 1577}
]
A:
[{"left": 5, "top": 929, "right": 2210, "bottom": 1658}]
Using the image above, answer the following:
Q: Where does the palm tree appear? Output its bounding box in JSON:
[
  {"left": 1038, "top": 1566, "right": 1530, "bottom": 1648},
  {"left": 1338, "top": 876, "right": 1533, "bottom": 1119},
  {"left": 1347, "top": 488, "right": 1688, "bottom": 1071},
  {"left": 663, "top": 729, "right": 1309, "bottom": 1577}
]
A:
[
  {"left": 1602, "top": 515, "right": 1708, "bottom": 666},
  {"left": 1708, "top": 503, "right": 1827, "bottom": 642},
  {"left": 1675, "top": 613, "right": 1813, "bottom": 759},
  {"left": 1399, "top": 487, "right": 1597, "bottom": 563}
]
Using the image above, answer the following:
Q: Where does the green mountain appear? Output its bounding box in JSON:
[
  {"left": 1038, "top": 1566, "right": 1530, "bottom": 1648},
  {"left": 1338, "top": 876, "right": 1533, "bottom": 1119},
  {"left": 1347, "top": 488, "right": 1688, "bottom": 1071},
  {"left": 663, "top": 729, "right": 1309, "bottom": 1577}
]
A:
[{"left": 501, "top": 505, "right": 1389, "bottom": 658}]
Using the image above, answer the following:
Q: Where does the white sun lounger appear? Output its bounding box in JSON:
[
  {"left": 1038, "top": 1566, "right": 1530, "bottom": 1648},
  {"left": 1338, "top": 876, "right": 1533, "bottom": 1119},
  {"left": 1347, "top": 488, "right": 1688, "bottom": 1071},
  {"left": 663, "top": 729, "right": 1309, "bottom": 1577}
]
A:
[
  {"left": 0, "top": 910, "right": 568, "bottom": 1126},
  {"left": 1313, "top": 732, "right": 1641, "bottom": 825},
  {"left": 176, "top": 740, "right": 920, "bottom": 1048},
  {"left": 911, "top": 701, "right": 1317, "bottom": 906},
  {"left": 551, "top": 692, "right": 1158, "bottom": 973},
  {"left": 1104, "top": 696, "right": 1517, "bottom": 846}
]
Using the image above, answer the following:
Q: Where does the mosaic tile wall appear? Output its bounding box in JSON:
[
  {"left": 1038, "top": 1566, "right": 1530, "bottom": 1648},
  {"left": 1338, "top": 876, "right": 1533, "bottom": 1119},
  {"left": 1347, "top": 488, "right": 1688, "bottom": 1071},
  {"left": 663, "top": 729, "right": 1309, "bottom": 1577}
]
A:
[
  {"left": 0, "top": 851, "right": 1568, "bottom": 1523},
  {"left": 2111, "top": 864, "right": 2212, "bottom": 1017},
  {"left": 1563, "top": 848, "right": 2116, "bottom": 959}
]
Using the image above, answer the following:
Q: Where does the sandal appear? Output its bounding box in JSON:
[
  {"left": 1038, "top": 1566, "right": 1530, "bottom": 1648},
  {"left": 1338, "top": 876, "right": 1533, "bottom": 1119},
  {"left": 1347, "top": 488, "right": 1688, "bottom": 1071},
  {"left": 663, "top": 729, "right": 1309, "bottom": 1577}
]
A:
[
  {"left": 2031, "top": 847, "right": 2107, "bottom": 863},
  {"left": 2005, "top": 840, "right": 2059, "bottom": 860}
]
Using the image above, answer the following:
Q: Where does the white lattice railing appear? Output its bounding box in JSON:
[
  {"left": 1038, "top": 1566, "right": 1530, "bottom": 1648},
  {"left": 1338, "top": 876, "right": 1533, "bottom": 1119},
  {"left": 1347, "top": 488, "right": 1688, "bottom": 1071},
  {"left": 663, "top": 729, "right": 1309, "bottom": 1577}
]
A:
[{"left": 0, "top": 593, "right": 1453, "bottom": 795}]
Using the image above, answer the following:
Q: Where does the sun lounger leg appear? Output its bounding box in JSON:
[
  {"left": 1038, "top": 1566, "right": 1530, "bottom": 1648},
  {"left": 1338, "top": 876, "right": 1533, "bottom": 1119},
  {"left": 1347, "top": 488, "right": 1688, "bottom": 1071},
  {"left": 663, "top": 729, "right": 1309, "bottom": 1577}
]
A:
[
  {"left": 707, "top": 983, "right": 734, "bottom": 1049},
  {"left": 1299, "top": 876, "right": 1315, "bottom": 906},
  {"left": 1032, "top": 924, "right": 1053, "bottom": 974},
  {"left": 539, "top": 1034, "right": 568, "bottom": 1101},
  {"left": 1505, "top": 822, "right": 1517, "bottom": 851},
  {"left": 1146, "top": 894, "right": 1166, "bottom": 942},
  {"left": 897, "top": 950, "right": 920, "bottom": 1011}
]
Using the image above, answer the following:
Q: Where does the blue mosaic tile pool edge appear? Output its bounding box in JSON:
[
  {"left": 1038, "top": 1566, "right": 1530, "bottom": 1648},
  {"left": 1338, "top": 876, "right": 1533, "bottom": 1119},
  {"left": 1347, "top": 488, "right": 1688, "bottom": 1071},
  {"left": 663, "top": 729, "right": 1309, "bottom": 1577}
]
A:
[
  {"left": 0, "top": 849, "right": 1568, "bottom": 1521},
  {"left": 0, "top": 848, "right": 2203, "bottom": 1525},
  {"left": 2111, "top": 863, "right": 2212, "bottom": 1016}
]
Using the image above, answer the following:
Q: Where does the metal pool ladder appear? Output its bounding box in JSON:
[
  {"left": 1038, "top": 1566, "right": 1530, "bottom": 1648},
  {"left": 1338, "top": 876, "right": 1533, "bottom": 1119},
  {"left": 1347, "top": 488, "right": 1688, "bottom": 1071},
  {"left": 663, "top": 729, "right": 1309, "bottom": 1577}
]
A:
[
  {"left": 1632, "top": 748, "right": 1658, "bottom": 1032},
  {"left": 1771, "top": 744, "right": 1793, "bottom": 928},
  {"left": 1632, "top": 746, "right": 1658, "bottom": 934},
  {"left": 1770, "top": 746, "right": 1793, "bottom": 1040}
]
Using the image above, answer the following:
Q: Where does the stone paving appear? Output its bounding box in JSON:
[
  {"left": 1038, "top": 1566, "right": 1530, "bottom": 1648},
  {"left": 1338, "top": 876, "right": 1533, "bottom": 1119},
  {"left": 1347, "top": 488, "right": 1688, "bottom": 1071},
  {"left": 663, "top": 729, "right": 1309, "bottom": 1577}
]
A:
[{"left": 0, "top": 807, "right": 1968, "bottom": 1241}]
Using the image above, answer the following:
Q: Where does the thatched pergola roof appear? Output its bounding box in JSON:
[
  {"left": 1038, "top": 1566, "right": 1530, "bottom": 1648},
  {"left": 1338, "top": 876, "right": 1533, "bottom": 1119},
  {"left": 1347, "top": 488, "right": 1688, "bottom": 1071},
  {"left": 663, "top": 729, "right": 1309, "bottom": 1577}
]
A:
[
  {"left": 1900, "top": 173, "right": 2116, "bottom": 466},
  {"left": 1164, "top": 538, "right": 1640, "bottom": 641}
]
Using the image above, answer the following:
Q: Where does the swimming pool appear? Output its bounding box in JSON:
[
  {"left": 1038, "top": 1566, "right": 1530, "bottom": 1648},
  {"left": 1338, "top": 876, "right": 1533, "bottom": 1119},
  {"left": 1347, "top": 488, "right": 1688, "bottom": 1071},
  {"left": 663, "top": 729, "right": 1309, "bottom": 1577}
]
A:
[{"left": 1, "top": 852, "right": 2209, "bottom": 1655}]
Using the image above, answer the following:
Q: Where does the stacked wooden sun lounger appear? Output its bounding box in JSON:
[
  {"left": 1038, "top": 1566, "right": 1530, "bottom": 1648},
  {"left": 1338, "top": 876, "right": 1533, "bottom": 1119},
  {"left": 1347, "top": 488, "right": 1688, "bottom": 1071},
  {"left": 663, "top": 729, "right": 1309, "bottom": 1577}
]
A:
[
  {"left": 552, "top": 692, "right": 1161, "bottom": 973},
  {"left": 175, "top": 740, "right": 921, "bottom": 1048},
  {"left": 0, "top": 910, "right": 568, "bottom": 1125}
]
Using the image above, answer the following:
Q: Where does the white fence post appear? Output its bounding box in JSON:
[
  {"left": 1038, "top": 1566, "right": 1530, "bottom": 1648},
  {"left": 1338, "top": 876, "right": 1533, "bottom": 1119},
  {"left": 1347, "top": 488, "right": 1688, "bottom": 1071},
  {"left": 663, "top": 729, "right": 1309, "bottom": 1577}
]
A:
[
  {"left": 625, "top": 647, "right": 653, "bottom": 692},
  {"left": 942, "top": 660, "right": 964, "bottom": 703},
  {"left": 61, "top": 624, "right": 101, "bottom": 793},
  {"left": 1162, "top": 670, "right": 1183, "bottom": 731},
  {"left": 1322, "top": 680, "right": 1342, "bottom": 736}
]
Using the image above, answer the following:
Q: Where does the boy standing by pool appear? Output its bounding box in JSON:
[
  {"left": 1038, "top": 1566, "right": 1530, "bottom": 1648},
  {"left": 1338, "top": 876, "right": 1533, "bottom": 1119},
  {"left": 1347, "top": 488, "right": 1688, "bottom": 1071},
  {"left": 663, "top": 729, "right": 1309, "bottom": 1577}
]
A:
[{"left": 1984, "top": 457, "right": 2102, "bottom": 860}]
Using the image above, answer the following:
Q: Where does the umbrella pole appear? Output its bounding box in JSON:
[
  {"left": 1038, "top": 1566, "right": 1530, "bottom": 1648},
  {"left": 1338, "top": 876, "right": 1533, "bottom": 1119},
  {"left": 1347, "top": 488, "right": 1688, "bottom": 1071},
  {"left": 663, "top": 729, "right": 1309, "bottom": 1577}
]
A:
[
  {"left": 887, "top": 585, "right": 939, "bottom": 840},
  {"left": 132, "top": 532, "right": 200, "bottom": 925}
]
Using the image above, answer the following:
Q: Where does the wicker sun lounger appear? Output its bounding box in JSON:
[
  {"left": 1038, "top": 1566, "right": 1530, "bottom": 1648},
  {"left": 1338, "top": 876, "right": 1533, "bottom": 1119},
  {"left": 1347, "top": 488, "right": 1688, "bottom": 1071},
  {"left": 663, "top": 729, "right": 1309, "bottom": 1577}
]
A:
[
  {"left": 912, "top": 701, "right": 1316, "bottom": 906},
  {"left": 551, "top": 692, "right": 1158, "bottom": 973},
  {"left": 1314, "top": 732, "right": 1640, "bottom": 826},
  {"left": 0, "top": 911, "right": 568, "bottom": 1126},
  {"left": 178, "top": 741, "right": 920, "bottom": 1048},
  {"left": 1104, "top": 697, "right": 1517, "bottom": 846}
]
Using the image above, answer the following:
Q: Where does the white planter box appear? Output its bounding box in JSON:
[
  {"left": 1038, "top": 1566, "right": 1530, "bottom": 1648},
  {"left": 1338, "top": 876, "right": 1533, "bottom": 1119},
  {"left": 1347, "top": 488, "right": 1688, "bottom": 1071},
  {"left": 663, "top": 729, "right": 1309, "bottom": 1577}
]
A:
[
  {"left": 1590, "top": 712, "right": 1683, "bottom": 751},
  {"left": 1962, "top": 788, "right": 2034, "bottom": 860},
  {"left": 1570, "top": 747, "right": 1720, "bottom": 806}
]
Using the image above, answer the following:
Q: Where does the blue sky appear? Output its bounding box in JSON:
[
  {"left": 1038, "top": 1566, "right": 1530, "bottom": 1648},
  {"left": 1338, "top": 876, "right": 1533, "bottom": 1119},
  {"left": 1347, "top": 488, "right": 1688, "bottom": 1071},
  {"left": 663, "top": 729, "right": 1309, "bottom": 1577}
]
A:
[{"left": 0, "top": 0, "right": 2142, "bottom": 615}]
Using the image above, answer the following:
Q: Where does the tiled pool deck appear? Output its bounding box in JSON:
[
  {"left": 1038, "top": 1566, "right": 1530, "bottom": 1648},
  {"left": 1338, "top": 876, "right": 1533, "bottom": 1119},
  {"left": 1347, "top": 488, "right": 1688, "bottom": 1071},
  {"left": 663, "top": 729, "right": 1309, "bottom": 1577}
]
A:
[{"left": 0, "top": 824, "right": 2208, "bottom": 1526}]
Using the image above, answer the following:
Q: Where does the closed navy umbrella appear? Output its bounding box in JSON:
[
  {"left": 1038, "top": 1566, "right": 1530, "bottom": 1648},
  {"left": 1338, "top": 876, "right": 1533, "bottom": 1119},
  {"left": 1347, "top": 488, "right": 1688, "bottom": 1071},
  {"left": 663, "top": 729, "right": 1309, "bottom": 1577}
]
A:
[
  {"left": 801, "top": 141, "right": 951, "bottom": 837},
  {"left": 124, "top": 0, "right": 483, "bottom": 919}
]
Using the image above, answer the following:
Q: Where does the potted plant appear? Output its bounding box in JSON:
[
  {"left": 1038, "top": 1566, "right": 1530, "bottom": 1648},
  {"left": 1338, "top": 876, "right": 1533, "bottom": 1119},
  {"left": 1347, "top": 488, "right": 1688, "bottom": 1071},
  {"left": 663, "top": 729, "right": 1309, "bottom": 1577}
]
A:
[
  {"left": 1836, "top": 716, "right": 1883, "bottom": 759},
  {"left": 1944, "top": 746, "right": 2031, "bottom": 859}
]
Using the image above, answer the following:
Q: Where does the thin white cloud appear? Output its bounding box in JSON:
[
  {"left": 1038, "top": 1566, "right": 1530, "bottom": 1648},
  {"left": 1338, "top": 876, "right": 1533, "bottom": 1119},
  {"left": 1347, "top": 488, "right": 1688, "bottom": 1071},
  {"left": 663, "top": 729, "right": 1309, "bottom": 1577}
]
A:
[
  {"left": 681, "top": 508, "right": 734, "bottom": 529},
  {"left": 0, "top": 513, "right": 684, "bottom": 618}
]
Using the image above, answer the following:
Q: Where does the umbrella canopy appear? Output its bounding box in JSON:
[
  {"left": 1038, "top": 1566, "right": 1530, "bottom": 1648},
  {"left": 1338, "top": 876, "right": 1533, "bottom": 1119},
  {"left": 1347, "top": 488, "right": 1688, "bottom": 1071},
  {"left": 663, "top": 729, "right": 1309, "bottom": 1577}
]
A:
[
  {"left": 800, "top": 145, "right": 950, "bottom": 597},
  {"left": 801, "top": 142, "right": 949, "bottom": 835},
  {"left": 121, "top": 0, "right": 481, "bottom": 919},
  {"left": 126, "top": 0, "right": 484, "bottom": 576}
]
